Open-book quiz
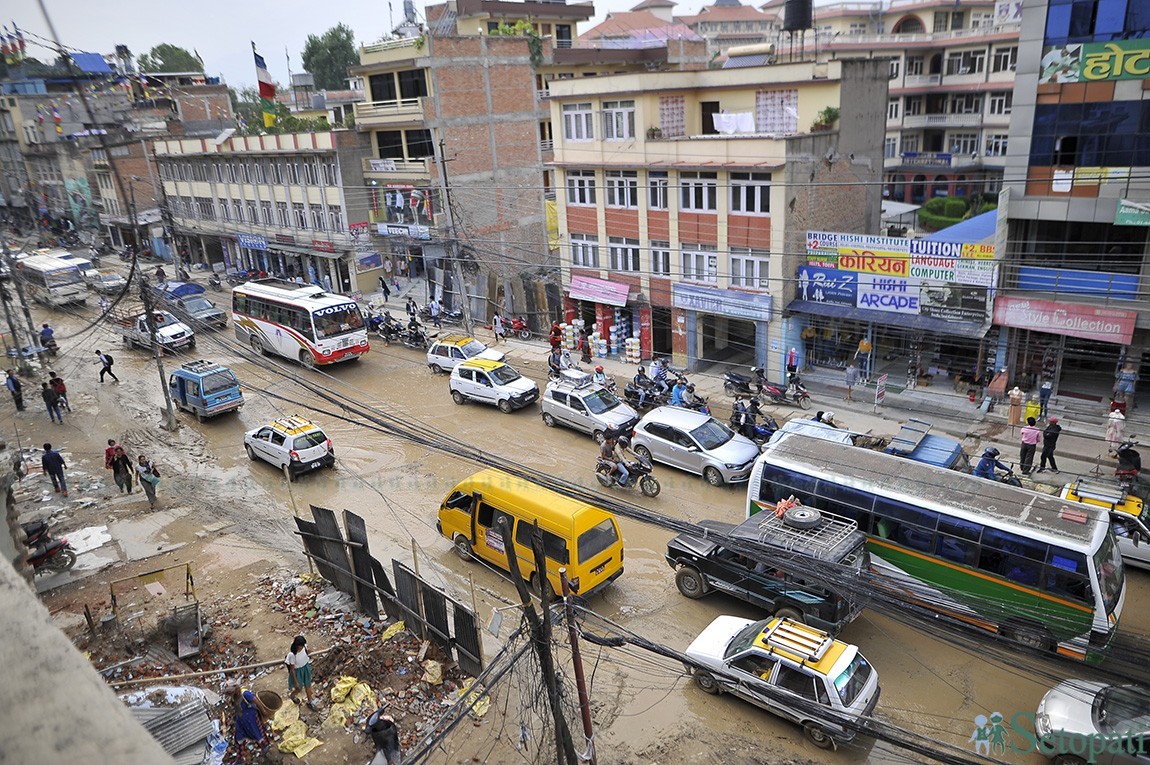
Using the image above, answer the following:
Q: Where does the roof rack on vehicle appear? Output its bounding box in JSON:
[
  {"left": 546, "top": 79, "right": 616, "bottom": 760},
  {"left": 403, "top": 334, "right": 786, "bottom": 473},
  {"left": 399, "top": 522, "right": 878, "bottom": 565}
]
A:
[
  {"left": 180, "top": 360, "right": 222, "bottom": 374},
  {"left": 761, "top": 617, "right": 834, "bottom": 663}
]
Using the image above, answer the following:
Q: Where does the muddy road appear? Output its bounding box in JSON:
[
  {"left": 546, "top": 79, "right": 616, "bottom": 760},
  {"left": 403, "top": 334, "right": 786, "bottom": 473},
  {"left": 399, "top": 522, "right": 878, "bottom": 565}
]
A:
[{"left": 27, "top": 299, "right": 1150, "bottom": 764}]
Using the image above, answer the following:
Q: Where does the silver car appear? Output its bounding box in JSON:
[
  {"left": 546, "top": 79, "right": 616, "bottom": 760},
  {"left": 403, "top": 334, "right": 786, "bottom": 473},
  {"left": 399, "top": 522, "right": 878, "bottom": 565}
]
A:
[
  {"left": 631, "top": 406, "right": 761, "bottom": 486},
  {"left": 541, "top": 370, "right": 639, "bottom": 443},
  {"left": 1035, "top": 680, "right": 1150, "bottom": 764}
]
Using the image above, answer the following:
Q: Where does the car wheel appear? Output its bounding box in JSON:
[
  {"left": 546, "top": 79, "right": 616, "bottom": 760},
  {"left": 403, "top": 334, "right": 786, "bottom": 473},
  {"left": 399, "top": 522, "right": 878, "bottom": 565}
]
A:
[
  {"left": 249, "top": 336, "right": 263, "bottom": 355},
  {"left": 542, "top": 412, "right": 557, "bottom": 427},
  {"left": 245, "top": 444, "right": 257, "bottom": 461},
  {"left": 803, "top": 722, "right": 834, "bottom": 750},
  {"left": 430, "top": 364, "right": 445, "bottom": 375},
  {"left": 1002, "top": 623, "right": 1053, "bottom": 652},
  {"left": 703, "top": 466, "right": 724, "bottom": 487},
  {"left": 692, "top": 670, "right": 720, "bottom": 695},
  {"left": 783, "top": 506, "right": 823, "bottom": 530},
  {"left": 299, "top": 350, "right": 316, "bottom": 370},
  {"left": 451, "top": 391, "right": 466, "bottom": 405},
  {"left": 453, "top": 535, "right": 473, "bottom": 561},
  {"left": 634, "top": 445, "right": 652, "bottom": 462},
  {"left": 592, "top": 430, "right": 605, "bottom": 445},
  {"left": 639, "top": 475, "right": 661, "bottom": 497},
  {"left": 773, "top": 606, "right": 804, "bottom": 623},
  {"left": 497, "top": 399, "right": 513, "bottom": 414},
  {"left": 675, "top": 567, "right": 706, "bottom": 599}
]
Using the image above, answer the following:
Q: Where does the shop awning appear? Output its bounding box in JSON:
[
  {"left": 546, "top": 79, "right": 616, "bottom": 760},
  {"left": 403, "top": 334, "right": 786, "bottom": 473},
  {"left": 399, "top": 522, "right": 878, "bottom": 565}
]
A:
[
  {"left": 787, "top": 299, "right": 990, "bottom": 339},
  {"left": 266, "top": 242, "right": 344, "bottom": 260},
  {"left": 568, "top": 275, "right": 631, "bottom": 307}
]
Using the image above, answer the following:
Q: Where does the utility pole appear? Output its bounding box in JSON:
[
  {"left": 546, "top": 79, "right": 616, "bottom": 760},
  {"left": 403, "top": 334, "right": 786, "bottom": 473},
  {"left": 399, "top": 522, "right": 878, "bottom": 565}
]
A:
[
  {"left": 434, "top": 138, "right": 473, "bottom": 336},
  {"left": 131, "top": 192, "right": 178, "bottom": 431},
  {"left": 0, "top": 241, "right": 32, "bottom": 376},
  {"left": 4, "top": 240, "right": 46, "bottom": 366},
  {"left": 561, "top": 569, "right": 597, "bottom": 765}
]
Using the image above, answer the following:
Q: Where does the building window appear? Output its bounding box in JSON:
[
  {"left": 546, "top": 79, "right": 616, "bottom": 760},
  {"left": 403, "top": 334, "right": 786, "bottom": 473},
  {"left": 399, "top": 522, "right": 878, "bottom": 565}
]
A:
[
  {"left": 218, "top": 199, "right": 230, "bottom": 221},
  {"left": 905, "top": 96, "right": 923, "bottom": 116},
  {"left": 232, "top": 201, "right": 243, "bottom": 221},
  {"left": 608, "top": 237, "right": 641, "bottom": 272},
  {"left": 754, "top": 89, "right": 799, "bottom": 134},
  {"left": 406, "top": 129, "right": 434, "bottom": 158},
  {"left": 992, "top": 46, "right": 1017, "bottom": 72},
  {"left": 906, "top": 55, "right": 924, "bottom": 76},
  {"left": 730, "top": 172, "right": 771, "bottom": 214},
  {"left": 288, "top": 163, "right": 302, "bottom": 185},
  {"left": 971, "top": 10, "right": 994, "bottom": 27},
  {"left": 945, "top": 50, "right": 986, "bottom": 75},
  {"left": 236, "top": 163, "right": 249, "bottom": 184},
  {"left": 320, "top": 163, "right": 331, "bottom": 186},
  {"left": 659, "top": 95, "right": 686, "bottom": 138},
  {"left": 251, "top": 162, "right": 265, "bottom": 183},
  {"left": 888, "top": 98, "right": 900, "bottom": 120},
  {"left": 989, "top": 92, "right": 1013, "bottom": 115},
  {"left": 648, "top": 171, "right": 668, "bottom": 209},
  {"left": 985, "top": 134, "right": 1009, "bottom": 156},
  {"left": 949, "top": 94, "right": 983, "bottom": 114},
  {"left": 651, "top": 241, "right": 671, "bottom": 276},
  {"left": 602, "top": 100, "right": 635, "bottom": 141},
  {"left": 212, "top": 162, "right": 223, "bottom": 182},
  {"left": 303, "top": 162, "right": 316, "bottom": 186},
  {"left": 730, "top": 248, "right": 769, "bottom": 289},
  {"left": 889, "top": 59, "right": 901, "bottom": 79},
  {"left": 571, "top": 233, "right": 600, "bottom": 268},
  {"left": 276, "top": 202, "right": 290, "bottom": 227},
  {"left": 562, "top": 102, "right": 594, "bottom": 142},
  {"left": 605, "top": 170, "right": 638, "bottom": 208},
  {"left": 901, "top": 134, "right": 920, "bottom": 154},
  {"left": 681, "top": 245, "right": 718, "bottom": 283},
  {"left": 397, "top": 69, "right": 428, "bottom": 100},
  {"left": 328, "top": 205, "right": 343, "bottom": 231},
  {"left": 933, "top": 12, "right": 949, "bottom": 32},
  {"left": 680, "top": 171, "right": 717, "bottom": 212},
  {"left": 248, "top": 202, "right": 259, "bottom": 224},
  {"left": 293, "top": 202, "right": 307, "bottom": 228},
  {"left": 566, "top": 170, "right": 596, "bottom": 206},
  {"left": 884, "top": 137, "right": 898, "bottom": 158},
  {"left": 268, "top": 162, "right": 281, "bottom": 184},
  {"left": 950, "top": 10, "right": 965, "bottom": 29},
  {"left": 950, "top": 133, "right": 979, "bottom": 154},
  {"left": 311, "top": 207, "right": 326, "bottom": 231}
]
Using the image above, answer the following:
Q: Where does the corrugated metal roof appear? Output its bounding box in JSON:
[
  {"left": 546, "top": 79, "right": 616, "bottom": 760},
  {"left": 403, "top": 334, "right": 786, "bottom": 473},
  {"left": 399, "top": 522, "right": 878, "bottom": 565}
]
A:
[{"left": 131, "top": 701, "right": 214, "bottom": 756}]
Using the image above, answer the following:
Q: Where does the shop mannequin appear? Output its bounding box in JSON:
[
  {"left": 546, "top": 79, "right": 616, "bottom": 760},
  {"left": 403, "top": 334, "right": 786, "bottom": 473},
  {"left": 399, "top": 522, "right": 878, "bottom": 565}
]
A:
[
  {"left": 1107, "top": 409, "right": 1126, "bottom": 456},
  {"left": 1008, "top": 386, "right": 1023, "bottom": 426}
]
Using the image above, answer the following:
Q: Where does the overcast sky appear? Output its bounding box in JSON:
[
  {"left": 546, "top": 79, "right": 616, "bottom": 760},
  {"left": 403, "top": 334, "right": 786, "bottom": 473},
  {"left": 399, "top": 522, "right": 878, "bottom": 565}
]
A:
[{"left": 8, "top": 0, "right": 736, "bottom": 91}]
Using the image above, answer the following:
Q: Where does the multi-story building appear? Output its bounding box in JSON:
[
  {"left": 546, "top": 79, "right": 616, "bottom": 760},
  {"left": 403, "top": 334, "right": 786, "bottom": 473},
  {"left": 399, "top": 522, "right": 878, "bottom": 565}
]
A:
[
  {"left": 153, "top": 131, "right": 375, "bottom": 294},
  {"left": 994, "top": 0, "right": 1150, "bottom": 403},
  {"left": 88, "top": 138, "right": 167, "bottom": 254},
  {"left": 0, "top": 96, "right": 30, "bottom": 225},
  {"left": 549, "top": 58, "right": 888, "bottom": 372}
]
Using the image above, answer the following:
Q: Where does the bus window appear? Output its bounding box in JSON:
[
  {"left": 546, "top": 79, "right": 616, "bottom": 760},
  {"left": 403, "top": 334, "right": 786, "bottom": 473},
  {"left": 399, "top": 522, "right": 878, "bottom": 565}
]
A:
[
  {"left": 514, "top": 521, "right": 570, "bottom": 564},
  {"left": 935, "top": 517, "right": 982, "bottom": 565},
  {"left": 980, "top": 528, "right": 1047, "bottom": 584},
  {"left": 818, "top": 482, "right": 874, "bottom": 532},
  {"left": 444, "top": 491, "right": 473, "bottom": 512},
  {"left": 1047, "top": 569, "right": 1090, "bottom": 602},
  {"left": 874, "top": 499, "right": 939, "bottom": 552},
  {"left": 762, "top": 466, "right": 821, "bottom": 508}
]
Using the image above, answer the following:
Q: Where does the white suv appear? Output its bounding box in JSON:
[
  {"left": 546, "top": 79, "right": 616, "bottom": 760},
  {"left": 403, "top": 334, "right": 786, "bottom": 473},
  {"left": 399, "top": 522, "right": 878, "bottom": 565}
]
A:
[
  {"left": 449, "top": 359, "right": 538, "bottom": 413},
  {"left": 244, "top": 416, "right": 335, "bottom": 479}
]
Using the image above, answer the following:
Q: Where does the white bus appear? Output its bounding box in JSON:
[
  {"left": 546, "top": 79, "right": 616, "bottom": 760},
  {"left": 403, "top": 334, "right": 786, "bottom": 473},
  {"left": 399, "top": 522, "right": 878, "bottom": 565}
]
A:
[
  {"left": 15, "top": 254, "right": 88, "bottom": 306},
  {"left": 232, "top": 279, "right": 369, "bottom": 368}
]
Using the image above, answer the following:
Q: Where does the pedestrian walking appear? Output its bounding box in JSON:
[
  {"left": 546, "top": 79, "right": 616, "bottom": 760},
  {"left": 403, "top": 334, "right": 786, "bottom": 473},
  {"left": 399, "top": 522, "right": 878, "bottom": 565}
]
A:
[
  {"left": 285, "top": 635, "right": 318, "bottom": 711},
  {"left": 378, "top": 275, "right": 391, "bottom": 303},
  {"left": 1038, "top": 379, "right": 1053, "bottom": 419},
  {"left": 41, "top": 382, "right": 63, "bottom": 423},
  {"left": 6, "top": 370, "right": 24, "bottom": 411},
  {"left": 41, "top": 443, "right": 68, "bottom": 496},
  {"left": 48, "top": 371, "right": 70, "bottom": 412},
  {"left": 549, "top": 322, "right": 562, "bottom": 351},
  {"left": 1019, "top": 417, "right": 1041, "bottom": 474},
  {"left": 111, "top": 446, "right": 134, "bottom": 494},
  {"left": 1036, "top": 417, "right": 1062, "bottom": 474},
  {"left": 1107, "top": 409, "right": 1126, "bottom": 456},
  {"left": 491, "top": 311, "right": 506, "bottom": 344},
  {"left": 580, "top": 327, "right": 592, "bottom": 364},
  {"left": 844, "top": 361, "right": 859, "bottom": 402},
  {"left": 95, "top": 350, "right": 119, "bottom": 383},
  {"left": 136, "top": 454, "right": 160, "bottom": 509},
  {"left": 405, "top": 296, "right": 417, "bottom": 321},
  {"left": 427, "top": 297, "right": 442, "bottom": 329},
  {"left": 104, "top": 438, "right": 119, "bottom": 469}
]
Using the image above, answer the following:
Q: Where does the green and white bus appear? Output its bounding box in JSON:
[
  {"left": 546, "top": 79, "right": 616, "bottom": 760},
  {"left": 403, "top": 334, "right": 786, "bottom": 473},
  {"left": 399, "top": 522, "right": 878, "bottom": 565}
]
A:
[{"left": 746, "top": 435, "right": 1125, "bottom": 664}]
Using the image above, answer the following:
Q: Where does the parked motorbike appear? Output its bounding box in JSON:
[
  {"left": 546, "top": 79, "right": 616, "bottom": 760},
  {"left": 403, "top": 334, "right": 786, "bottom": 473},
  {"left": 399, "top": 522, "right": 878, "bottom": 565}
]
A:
[
  {"left": 759, "top": 372, "right": 812, "bottom": 410},
  {"left": 226, "top": 269, "right": 251, "bottom": 286},
  {"left": 370, "top": 312, "right": 405, "bottom": 345},
  {"left": 1116, "top": 440, "right": 1150, "bottom": 500},
  {"left": 595, "top": 456, "right": 660, "bottom": 497},
  {"left": 508, "top": 316, "right": 531, "bottom": 340},
  {"left": 208, "top": 273, "right": 222, "bottom": 291},
  {"left": 724, "top": 366, "right": 768, "bottom": 397},
  {"left": 22, "top": 520, "right": 77, "bottom": 575}
]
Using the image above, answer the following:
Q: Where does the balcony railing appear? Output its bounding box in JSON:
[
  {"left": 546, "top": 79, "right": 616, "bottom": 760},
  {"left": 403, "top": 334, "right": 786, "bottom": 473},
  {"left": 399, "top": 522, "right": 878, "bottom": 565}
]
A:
[
  {"left": 886, "top": 152, "right": 1008, "bottom": 169},
  {"left": 540, "top": 139, "right": 554, "bottom": 153},
  {"left": 362, "top": 157, "right": 432, "bottom": 176},
  {"left": 901, "top": 113, "right": 984, "bottom": 129},
  {"left": 352, "top": 97, "right": 425, "bottom": 124},
  {"left": 900, "top": 74, "right": 941, "bottom": 88},
  {"left": 832, "top": 23, "right": 1019, "bottom": 46}
]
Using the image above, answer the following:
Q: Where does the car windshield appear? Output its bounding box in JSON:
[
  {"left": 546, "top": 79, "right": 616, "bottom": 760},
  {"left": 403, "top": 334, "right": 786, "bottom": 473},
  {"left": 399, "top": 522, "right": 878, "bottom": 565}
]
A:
[
  {"left": 577, "top": 518, "right": 620, "bottom": 563},
  {"left": 153, "top": 312, "right": 177, "bottom": 328},
  {"left": 724, "top": 619, "right": 771, "bottom": 659},
  {"left": 489, "top": 365, "right": 521, "bottom": 385},
  {"left": 833, "top": 652, "right": 873, "bottom": 706},
  {"left": 584, "top": 389, "right": 621, "bottom": 414},
  {"left": 45, "top": 268, "right": 82, "bottom": 288},
  {"left": 201, "top": 370, "right": 237, "bottom": 395},
  {"left": 100, "top": 273, "right": 121, "bottom": 283},
  {"left": 1094, "top": 530, "right": 1125, "bottom": 615},
  {"left": 690, "top": 418, "right": 735, "bottom": 450},
  {"left": 460, "top": 340, "right": 487, "bottom": 357},
  {"left": 311, "top": 304, "right": 365, "bottom": 339},
  {"left": 183, "top": 298, "right": 214, "bottom": 312},
  {"left": 293, "top": 431, "right": 328, "bottom": 450},
  {"left": 1095, "top": 686, "right": 1150, "bottom": 736}
]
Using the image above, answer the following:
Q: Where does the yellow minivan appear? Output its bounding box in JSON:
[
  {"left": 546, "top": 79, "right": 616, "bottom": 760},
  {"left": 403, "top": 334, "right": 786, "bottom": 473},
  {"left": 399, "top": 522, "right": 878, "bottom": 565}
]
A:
[{"left": 436, "top": 468, "right": 625, "bottom": 596}]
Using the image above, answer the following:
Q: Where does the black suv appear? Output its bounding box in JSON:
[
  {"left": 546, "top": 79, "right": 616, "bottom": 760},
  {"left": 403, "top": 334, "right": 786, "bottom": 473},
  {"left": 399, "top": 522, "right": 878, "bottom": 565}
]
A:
[{"left": 665, "top": 509, "right": 868, "bottom": 635}]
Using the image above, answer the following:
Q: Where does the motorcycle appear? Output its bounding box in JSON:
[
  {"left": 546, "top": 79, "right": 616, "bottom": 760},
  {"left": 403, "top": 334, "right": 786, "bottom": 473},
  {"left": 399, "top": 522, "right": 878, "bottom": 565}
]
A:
[
  {"left": 595, "top": 456, "right": 660, "bottom": 497},
  {"left": 208, "top": 273, "right": 222, "bottom": 291},
  {"left": 760, "top": 372, "right": 812, "bottom": 410},
  {"left": 591, "top": 372, "right": 616, "bottom": 393},
  {"left": 402, "top": 322, "right": 434, "bottom": 350},
  {"left": 420, "top": 305, "right": 464, "bottom": 325},
  {"left": 731, "top": 399, "right": 779, "bottom": 444},
  {"left": 623, "top": 380, "right": 669, "bottom": 411},
  {"left": 508, "top": 316, "right": 531, "bottom": 340},
  {"left": 1116, "top": 440, "right": 1150, "bottom": 500},
  {"left": 371, "top": 312, "right": 405, "bottom": 345},
  {"left": 996, "top": 468, "right": 1023, "bottom": 488},
  {"left": 41, "top": 338, "right": 59, "bottom": 357},
  {"left": 548, "top": 351, "right": 582, "bottom": 381},
  {"left": 118, "top": 245, "right": 136, "bottom": 262},
  {"left": 22, "top": 520, "right": 77, "bottom": 575},
  {"left": 724, "top": 367, "right": 768, "bottom": 397}
]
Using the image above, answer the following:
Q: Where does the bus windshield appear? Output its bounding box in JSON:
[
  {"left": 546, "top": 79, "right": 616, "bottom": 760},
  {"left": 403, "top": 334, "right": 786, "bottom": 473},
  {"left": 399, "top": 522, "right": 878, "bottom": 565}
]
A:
[
  {"left": 1095, "top": 531, "right": 1125, "bottom": 614},
  {"left": 312, "top": 304, "right": 365, "bottom": 339},
  {"left": 45, "top": 268, "right": 82, "bottom": 288}
]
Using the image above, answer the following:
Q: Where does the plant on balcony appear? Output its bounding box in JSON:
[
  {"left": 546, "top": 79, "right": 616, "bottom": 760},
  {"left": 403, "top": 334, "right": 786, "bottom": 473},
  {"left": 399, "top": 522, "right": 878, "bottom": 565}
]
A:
[
  {"left": 918, "top": 194, "right": 998, "bottom": 232},
  {"left": 646, "top": 126, "right": 662, "bottom": 139},
  {"left": 811, "top": 106, "right": 840, "bottom": 132}
]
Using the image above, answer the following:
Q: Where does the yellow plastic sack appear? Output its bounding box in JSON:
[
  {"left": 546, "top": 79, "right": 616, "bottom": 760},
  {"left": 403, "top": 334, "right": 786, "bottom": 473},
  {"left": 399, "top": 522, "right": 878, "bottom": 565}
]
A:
[
  {"left": 322, "top": 706, "right": 348, "bottom": 730},
  {"left": 458, "top": 678, "right": 490, "bottom": 718},
  {"left": 422, "top": 660, "right": 442, "bottom": 685},
  {"left": 380, "top": 621, "right": 405, "bottom": 641},
  {"left": 278, "top": 719, "right": 323, "bottom": 757},
  {"left": 271, "top": 701, "right": 300, "bottom": 732},
  {"left": 330, "top": 675, "right": 359, "bottom": 703}
]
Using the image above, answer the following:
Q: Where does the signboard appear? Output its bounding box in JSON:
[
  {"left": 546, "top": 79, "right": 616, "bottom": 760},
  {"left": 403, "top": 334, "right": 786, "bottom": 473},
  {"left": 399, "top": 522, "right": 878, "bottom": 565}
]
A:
[
  {"left": 356, "top": 253, "right": 382, "bottom": 273},
  {"left": 376, "top": 223, "right": 430, "bottom": 240},
  {"left": 1038, "top": 40, "right": 1150, "bottom": 84},
  {"left": 992, "top": 296, "right": 1136, "bottom": 345},
  {"left": 236, "top": 233, "right": 267, "bottom": 250},
  {"left": 672, "top": 283, "right": 772, "bottom": 322},
  {"left": 857, "top": 274, "right": 919, "bottom": 314},
  {"left": 275, "top": 234, "right": 296, "bottom": 245},
  {"left": 797, "top": 265, "right": 857, "bottom": 305},
  {"left": 875, "top": 373, "right": 888, "bottom": 406},
  {"left": 368, "top": 159, "right": 397, "bottom": 172},
  {"left": 312, "top": 240, "right": 335, "bottom": 253},
  {"left": 1115, "top": 199, "right": 1150, "bottom": 226}
]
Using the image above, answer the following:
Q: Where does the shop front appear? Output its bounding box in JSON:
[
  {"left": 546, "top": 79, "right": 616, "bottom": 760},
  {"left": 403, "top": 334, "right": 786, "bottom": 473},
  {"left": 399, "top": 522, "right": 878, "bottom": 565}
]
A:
[
  {"left": 992, "top": 296, "right": 1138, "bottom": 405},
  {"left": 671, "top": 283, "right": 772, "bottom": 373},
  {"left": 231, "top": 233, "right": 352, "bottom": 293},
  {"left": 564, "top": 274, "right": 652, "bottom": 360}
]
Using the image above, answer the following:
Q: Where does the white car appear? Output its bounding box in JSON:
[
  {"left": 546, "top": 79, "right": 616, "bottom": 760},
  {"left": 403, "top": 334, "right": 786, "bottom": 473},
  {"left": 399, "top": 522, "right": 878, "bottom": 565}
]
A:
[
  {"left": 426, "top": 334, "right": 505, "bottom": 374},
  {"left": 1035, "top": 680, "right": 1150, "bottom": 764},
  {"left": 243, "top": 416, "right": 335, "bottom": 479},
  {"left": 631, "top": 406, "right": 761, "bottom": 485},
  {"left": 87, "top": 269, "right": 128, "bottom": 295},
  {"left": 449, "top": 359, "right": 538, "bottom": 413}
]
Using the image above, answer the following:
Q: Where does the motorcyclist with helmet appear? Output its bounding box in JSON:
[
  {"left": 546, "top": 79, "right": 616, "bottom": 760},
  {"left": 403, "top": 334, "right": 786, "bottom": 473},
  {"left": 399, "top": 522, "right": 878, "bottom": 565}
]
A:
[
  {"left": 974, "top": 447, "right": 1010, "bottom": 480},
  {"left": 592, "top": 364, "right": 610, "bottom": 389},
  {"left": 682, "top": 383, "right": 701, "bottom": 410},
  {"left": 651, "top": 358, "right": 670, "bottom": 396},
  {"left": 670, "top": 377, "right": 687, "bottom": 407},
  {"left": 633, "top": 366, "right": 651, "bottom": 407}
]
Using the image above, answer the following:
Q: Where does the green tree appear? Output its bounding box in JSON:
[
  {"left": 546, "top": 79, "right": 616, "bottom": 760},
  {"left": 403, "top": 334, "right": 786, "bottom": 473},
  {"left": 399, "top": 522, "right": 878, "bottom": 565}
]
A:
[
  {"left": 301, "top": 24, "right": 358, "bottom": 90},
  {"left": 137, "top": 43, "right": 203, "bottom": 73},
  {"left": 230, "top": 87, "right": 331, "bottom": 136}
]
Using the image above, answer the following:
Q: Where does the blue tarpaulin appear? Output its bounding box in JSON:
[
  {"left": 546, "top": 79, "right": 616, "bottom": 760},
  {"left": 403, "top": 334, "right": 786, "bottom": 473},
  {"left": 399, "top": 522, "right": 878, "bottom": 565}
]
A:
[
  {"left": 922, "top": 210, "right": 997, "bottom": 244},
  {"left": 68, "top": 53, "right": 113, "bottom": 74}
]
